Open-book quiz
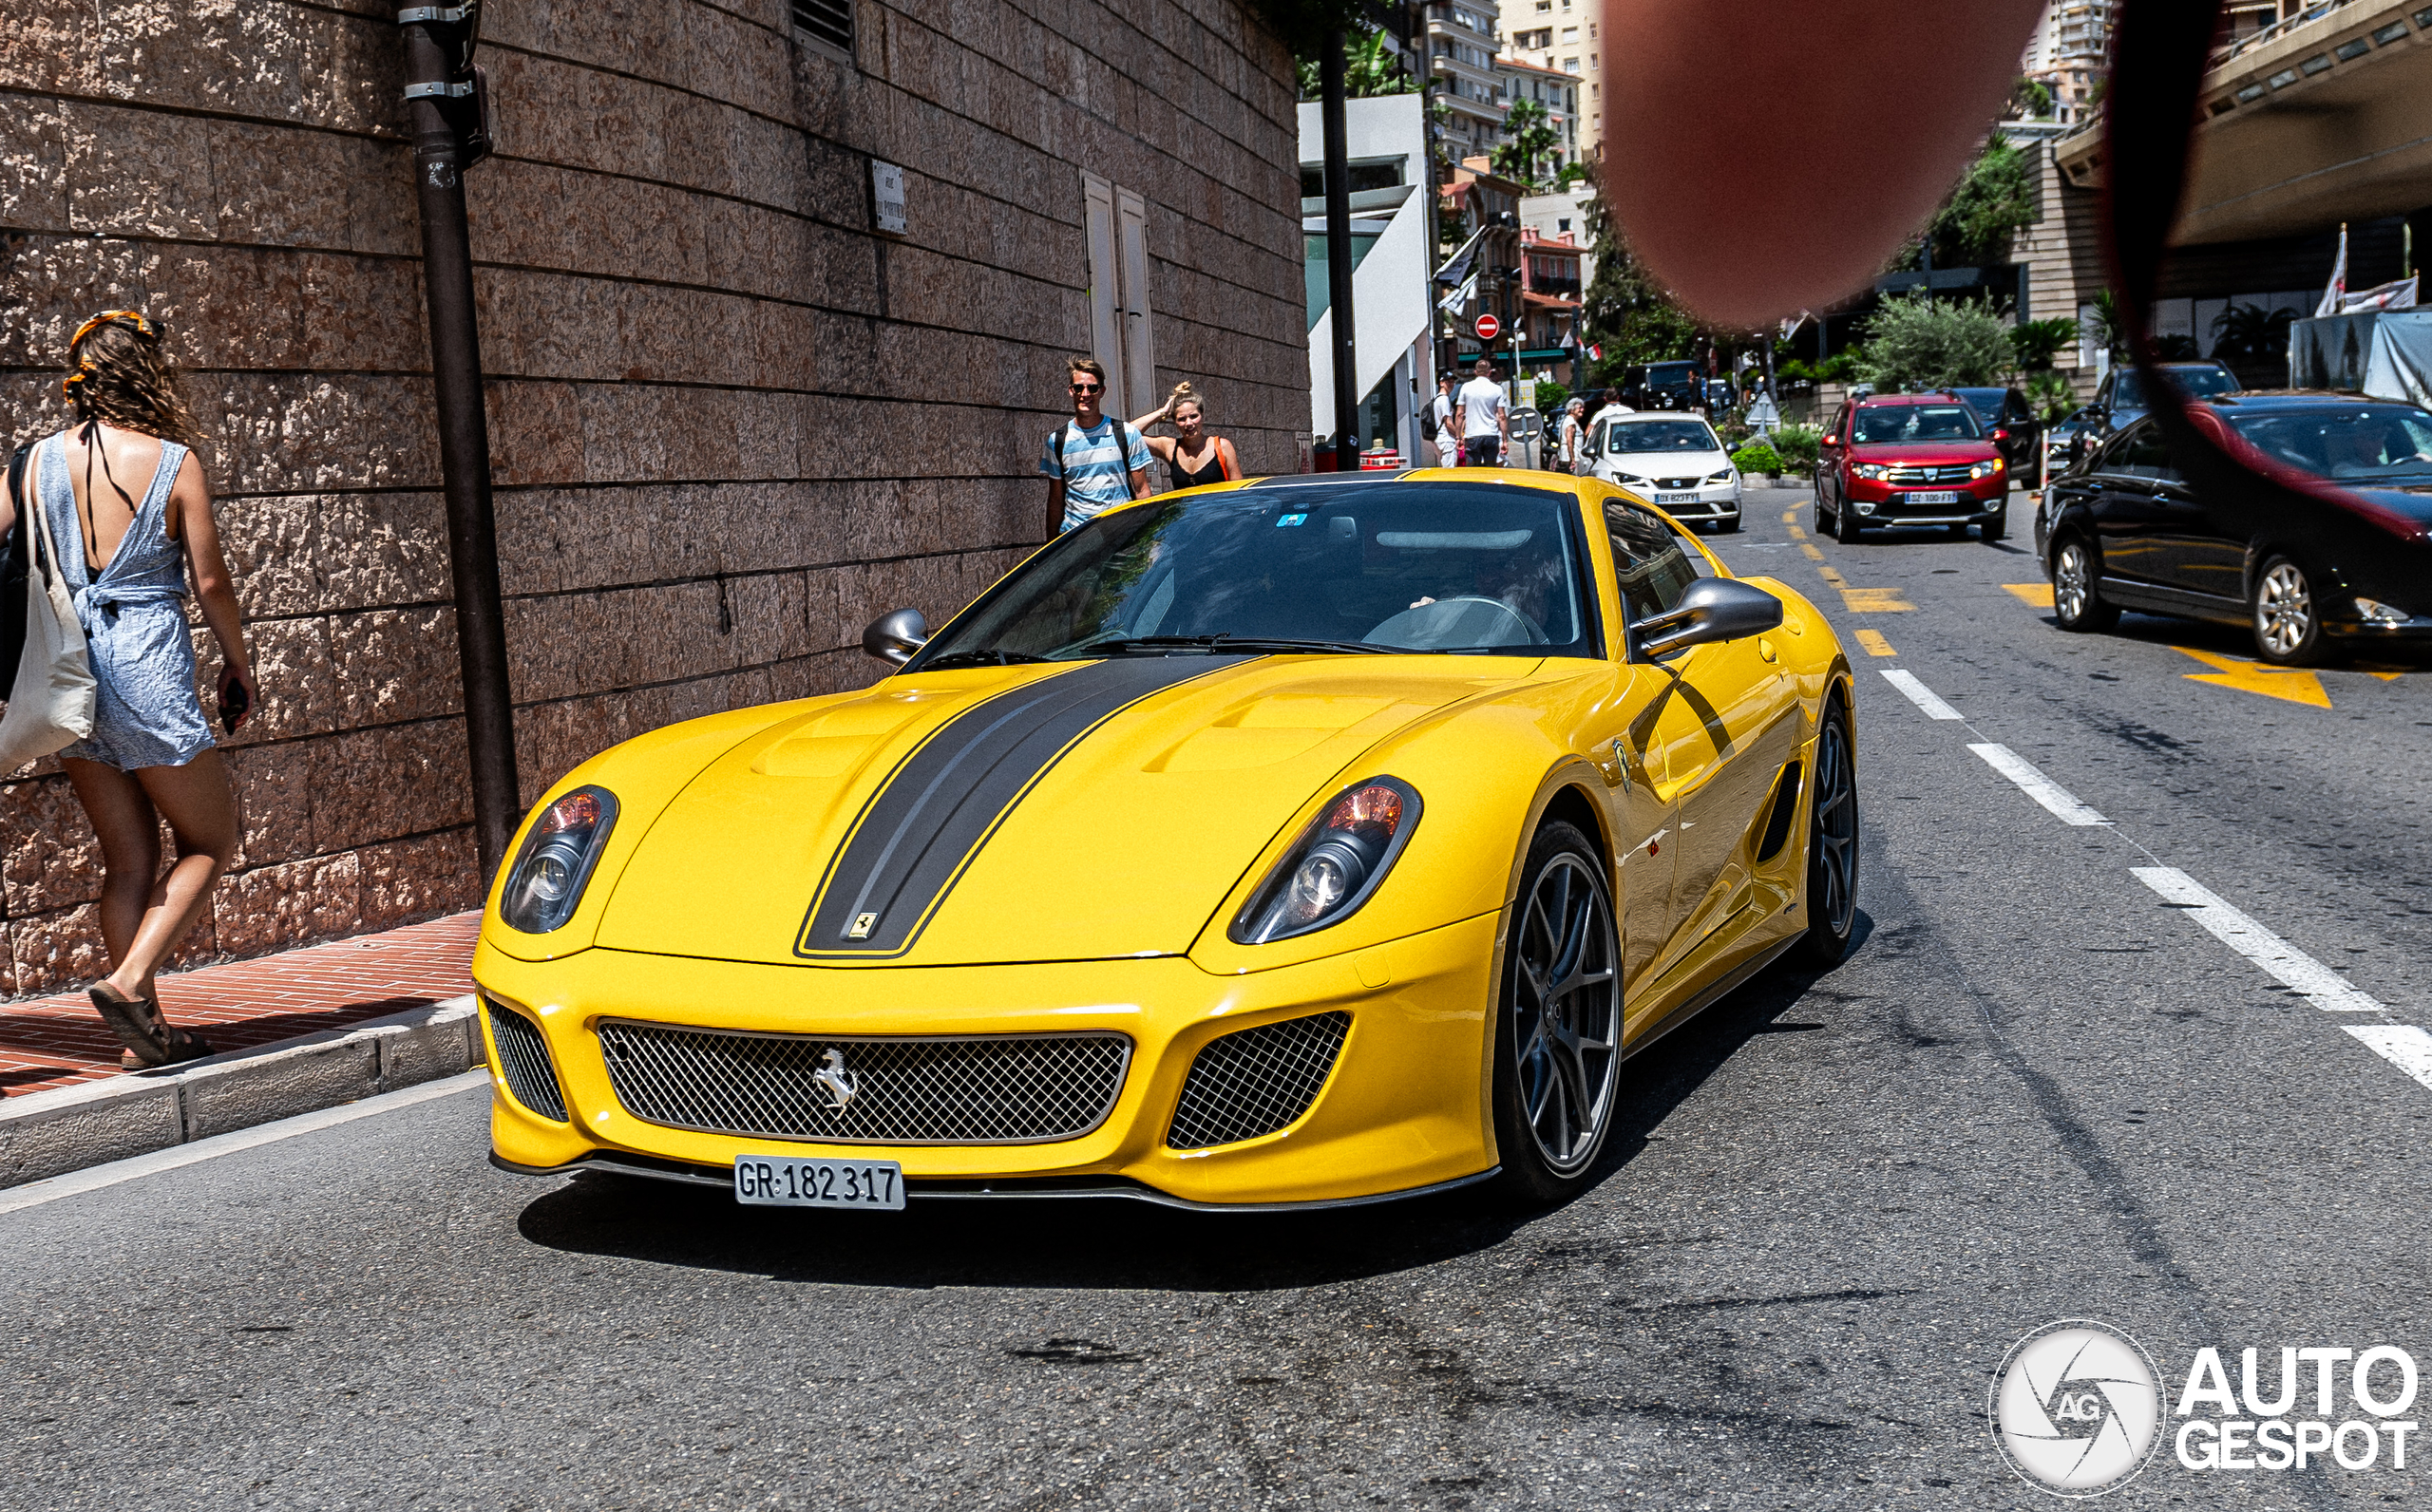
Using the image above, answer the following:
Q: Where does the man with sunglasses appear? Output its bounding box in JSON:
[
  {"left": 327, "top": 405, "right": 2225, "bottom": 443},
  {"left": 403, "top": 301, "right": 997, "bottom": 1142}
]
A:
[{"left": 1041, "top": 357, "right": 1152, "bottom": 532}]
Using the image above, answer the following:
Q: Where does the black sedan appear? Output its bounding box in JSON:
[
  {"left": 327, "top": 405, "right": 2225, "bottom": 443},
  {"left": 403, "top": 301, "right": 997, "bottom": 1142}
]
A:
[
  {"left": 2055, "top": 360, "right": 2241, "bottom": 467},
  {"left": 1949, "top": 386, "right": 2045, "bottom": 485},
  {"left": 2034, "top": 392, "right": 2432, "bottom": 666}
]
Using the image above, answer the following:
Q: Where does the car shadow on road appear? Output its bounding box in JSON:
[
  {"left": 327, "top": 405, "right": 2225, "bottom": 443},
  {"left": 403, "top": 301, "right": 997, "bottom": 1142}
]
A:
[{"left": 514, "top": 915, "right": 1875, "bottom": 1293}]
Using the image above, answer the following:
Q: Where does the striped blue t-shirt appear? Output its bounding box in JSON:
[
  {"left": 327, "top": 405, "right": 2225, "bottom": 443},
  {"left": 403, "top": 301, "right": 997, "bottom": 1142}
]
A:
[{"left": 1040, "top": 417, "right": 1152, "bottom": 531}]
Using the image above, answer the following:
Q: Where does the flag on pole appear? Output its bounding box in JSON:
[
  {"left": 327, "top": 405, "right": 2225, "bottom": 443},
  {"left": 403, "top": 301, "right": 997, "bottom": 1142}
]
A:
[
  {"left": 1779, "top": 311, "right": 1812, "bottom": 341},
  {"left": 1586, "top": 342, "right": 1603, "bottom": 362},
  {"left": 2316, "top": 223, "right": 2348, "bottom": 317},
  {"left": 2338, "top": 274, "right": 2418, "bottom": 313}
]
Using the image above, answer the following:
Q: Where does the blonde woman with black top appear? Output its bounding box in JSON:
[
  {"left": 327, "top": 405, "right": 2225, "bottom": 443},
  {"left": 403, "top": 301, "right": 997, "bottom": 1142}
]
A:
[
  {"left": 0, "top": 312, "right": 256, "bottom": 1067},
  {"left": 1131, "top": 382, "right": 1241, "bottom": 491}
]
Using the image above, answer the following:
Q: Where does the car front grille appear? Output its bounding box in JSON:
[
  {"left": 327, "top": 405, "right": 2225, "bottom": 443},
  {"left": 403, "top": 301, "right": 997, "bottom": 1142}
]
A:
[
  {"left": 1166, "top": 1011, "right": 1351, "bottom": 1150},
  {"left": 597, "top": 1021, "right": 1131, "bottom": 1144},
  {"left": 1655, "top": 475, "right": 1703, "bottom": 489},
  {"left": 485, "top": 997, "right": 568, "bottom": 1122},
  {"left": 1884, "top": 463, "right": 1974, "bottom": 484}
]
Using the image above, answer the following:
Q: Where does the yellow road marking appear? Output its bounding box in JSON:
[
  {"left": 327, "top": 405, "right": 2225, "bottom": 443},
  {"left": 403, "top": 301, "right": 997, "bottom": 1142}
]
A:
[
  {"left": 1799, "top": 543, "right": 1825, "bottom": 560},
  {"left": 2355, "top": 663, "right": 2416, "bottom": 681},
  {"left": 1840, "top": 587, "right": 1915, "bottom": 612},
  {"left": 1853, "top": 629, "right": 1896, "bottom": 656},
  {"left": 1780, "top": 509, "right": 1797, "bottom": 523},
  {"left": 1787, "top": 524, "right": 1808, "bottom": 540},
  {"left": 1817, "top": 565, "right": 1845, "bottom": 586},
  {"left": 2004, "top": 583, "right": 2055, "bottom": 608},
  {"left": 2171, "top": 646, "right": 2330, "bottom": 709}
]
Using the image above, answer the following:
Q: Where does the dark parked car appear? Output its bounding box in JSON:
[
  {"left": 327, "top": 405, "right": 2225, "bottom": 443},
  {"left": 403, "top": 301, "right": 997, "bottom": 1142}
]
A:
[
  {"left": 2058, "top": 361, "right": 2242, "bottom": 466},
  {"left": 1622, "top": 361, "right": 1703, "bottom": 411},
  {"left": 1948, "top": 386, "right": 2045, "bottom": 485},
  {"left": 1816, "top": 393, "right": 2011, "bottom": 542},
  {"left": 2035, "top": 393, "right": 2432, "bottom": 665},
  {"left": 2043, "top": 405, "right": 2099, "bottom": 480}
]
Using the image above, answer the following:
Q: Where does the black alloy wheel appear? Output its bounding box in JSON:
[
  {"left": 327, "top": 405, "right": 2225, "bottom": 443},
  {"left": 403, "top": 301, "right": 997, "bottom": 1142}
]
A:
[
  {"left": 1834, "top": 501, "right": 1865, "bottom": 543},
  {"left": 2252, "top": 554, "right": 2325, "bottom": 667},
  {"left": 2050, "top": 536, "right": 2118, "bottom": 632},
  {"left": 1790, "top": 694, "right": 1858, "bottom": 966},
  {"left": 1489, "top": 822, "right": 1623, "bottom": 1205}
]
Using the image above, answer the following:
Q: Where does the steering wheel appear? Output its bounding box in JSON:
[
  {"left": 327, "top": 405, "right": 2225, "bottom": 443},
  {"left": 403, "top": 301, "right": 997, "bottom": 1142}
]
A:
[{"left": 1365, "top": 595, "right": 1546, "bottom": 651}]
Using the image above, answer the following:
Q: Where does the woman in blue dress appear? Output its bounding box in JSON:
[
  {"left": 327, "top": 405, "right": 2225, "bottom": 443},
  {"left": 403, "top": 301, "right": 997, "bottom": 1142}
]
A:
[{"left": 2, "top": 312, "right": 259, "bottom": 1066}]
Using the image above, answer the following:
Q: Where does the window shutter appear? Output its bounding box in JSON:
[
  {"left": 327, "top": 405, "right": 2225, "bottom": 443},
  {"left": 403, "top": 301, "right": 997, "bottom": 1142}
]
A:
[
  {"left": 1115, "top": 187, "right": 1156, "bottom": 419},
  {"left": 792, "top": 0, "right": 852, "bottom": 53},
  {"left": 1081, "top": 172, "right": 1125, "bottom": 403}
]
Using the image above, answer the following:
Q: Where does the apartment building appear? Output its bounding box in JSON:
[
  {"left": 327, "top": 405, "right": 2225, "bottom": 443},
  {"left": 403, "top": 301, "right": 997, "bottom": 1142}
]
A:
[
  {"left": 1496, "top": 0, "right": 1603, "bottom": 159},
  {"left": 1427, "top": 2, "right": 1508, "bottom": 161},
  {"left": 2021, "top": 0, "right": 2112, "bottom": 123},
  {"left": 1494, "top": 54, "right": 1581, "bottom": 172}
]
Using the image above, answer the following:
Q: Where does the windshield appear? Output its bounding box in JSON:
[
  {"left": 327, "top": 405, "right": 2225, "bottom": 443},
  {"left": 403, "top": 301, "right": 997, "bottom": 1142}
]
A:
[
  {"left": 1603, "top": 419, "right": 1720, "bottom": 453},
  {"left": 2226, "top": 405, "right": 2432, "bottom": 480},
  {"left": 911, "top": 483, "right": 1597, "bottom": 665},
  {"left": 2115, "top": 368, "right": 2240, "bottom": 407},
  {"left": 1951, "top": 387, "right": 2007, "bottom": 418},
  {"left": 1647, "top": 363, "right": 1697, "bottom": 384},
  {"left": 1852, "top": 404, "right": 1984, "bottom": 444}
]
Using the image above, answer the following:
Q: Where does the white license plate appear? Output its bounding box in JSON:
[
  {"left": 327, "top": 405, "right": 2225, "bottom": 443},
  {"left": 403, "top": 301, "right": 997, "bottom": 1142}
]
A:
[
  {"left": 733, "top": 1155, "right": 904, "bottom": 1210},
  {"left": 1906, "top": 490, "right": 1962, "bottom": 505},
  {"left": 1657, "top": 492, "right": 1700, "bottom": 504}
]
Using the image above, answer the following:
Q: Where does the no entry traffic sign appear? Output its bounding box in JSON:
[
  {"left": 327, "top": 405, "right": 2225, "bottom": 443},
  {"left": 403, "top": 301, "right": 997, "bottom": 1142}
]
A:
[{"left": 1473, "top": 313, "right": 1501, "bottom": 341}]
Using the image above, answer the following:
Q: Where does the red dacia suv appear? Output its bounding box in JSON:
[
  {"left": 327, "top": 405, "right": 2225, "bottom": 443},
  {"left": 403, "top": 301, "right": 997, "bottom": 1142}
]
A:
[{"left": 1816, "top": 393, "right": 2010, "bottom": 542}]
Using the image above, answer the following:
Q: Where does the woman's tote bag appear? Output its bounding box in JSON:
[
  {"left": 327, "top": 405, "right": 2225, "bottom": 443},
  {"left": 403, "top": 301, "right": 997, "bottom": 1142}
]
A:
[{"left": 0, "top": 460, "right": 97, "bottom": 772}]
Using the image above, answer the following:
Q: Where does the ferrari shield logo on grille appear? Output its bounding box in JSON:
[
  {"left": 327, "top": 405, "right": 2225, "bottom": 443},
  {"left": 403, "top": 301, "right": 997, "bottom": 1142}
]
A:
[
  {"left": 813, "top": 1048, "right": 859, "bottom": 1112},
  {"left": 847, "top": 912, "right": 878, "bottom": 939}
]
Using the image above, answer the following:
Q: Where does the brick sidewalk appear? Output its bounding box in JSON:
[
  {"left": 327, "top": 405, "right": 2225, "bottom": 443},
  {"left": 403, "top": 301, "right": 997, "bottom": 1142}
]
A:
[{"left": 0, "top": 912, "right": 481, "bottom": 1099}]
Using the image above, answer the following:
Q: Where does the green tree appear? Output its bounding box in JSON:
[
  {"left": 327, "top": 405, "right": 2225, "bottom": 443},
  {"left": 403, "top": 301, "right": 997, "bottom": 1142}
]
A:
[
  {"left": 2009, "top": 77, "right": 2054, "bottom": 119},
  {"left": 2025, "top": 369, "right": 2077, "bottom": 422},
  {"left": 1491, "top": 99, "right": 1561, "bottom": 190},
  {"left": 2009, "top": 316, "right": 2080, "bottom": 369},
  {"left": 2211, "top": 301, "right": 2294, "bottom": 364},
  {"left": 1579, "top": 185, "right": 1698, "bottom": 375},
  {"left": 1902, "top": 131, "right": 2038, "bottom": 270},
  {"left": 1292, "top": 24, "right": 1416, "bottom": 101},
  {"left": 1856, "top": 293, "right": 2015, "bottom": 390}
]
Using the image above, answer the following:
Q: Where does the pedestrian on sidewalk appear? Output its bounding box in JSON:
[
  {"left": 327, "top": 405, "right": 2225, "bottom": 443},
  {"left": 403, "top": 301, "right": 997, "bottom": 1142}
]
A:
[
  {"left": 1555, "top": 396, "right": 1587, "bottom": 474},
  {"left": 1130, "top": 382, "right": 1240, "bottom": 491},
  {"left": 1040, "top": 357, "right": 1151, "bottom": 532},
  {"left": 1423, "top": 372, "right": 1456, "bottom": 466},
  {"left": 1452, "top": 358, "right": 1510, "bottom": 467},
  {"left": 0, "top": 311, "right": 257, "bottom": 1068}
]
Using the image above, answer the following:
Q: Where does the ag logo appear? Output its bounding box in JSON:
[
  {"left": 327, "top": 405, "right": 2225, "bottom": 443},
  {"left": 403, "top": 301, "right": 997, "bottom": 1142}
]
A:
[{"left": 1990, "top": 1320, "right": 2164, "bottom": 1498}]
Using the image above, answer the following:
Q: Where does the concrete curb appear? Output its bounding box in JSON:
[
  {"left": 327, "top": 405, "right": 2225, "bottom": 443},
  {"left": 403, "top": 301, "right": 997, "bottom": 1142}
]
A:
[{"left": 0, "top": 994, "right": 484, "bottom": 1189}]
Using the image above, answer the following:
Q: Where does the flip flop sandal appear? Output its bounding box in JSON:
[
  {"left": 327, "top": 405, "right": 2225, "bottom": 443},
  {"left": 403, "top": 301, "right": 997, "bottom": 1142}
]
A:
[
  {"left": 89, "top": 982, "right": 171, "bottom": 1068},
  {"left": 156, "top": 1024, "right": 215, "bottom": 1065}
]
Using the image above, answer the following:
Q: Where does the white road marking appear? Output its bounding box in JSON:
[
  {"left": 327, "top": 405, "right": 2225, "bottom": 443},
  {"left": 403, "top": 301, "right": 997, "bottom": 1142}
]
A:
[
  {"left": 2132, "top": 867, "right": 2388, "bottom": 1013},
  {"left": 1968, "top": 744, "right": 2110, "bottom": 826},
  {"left": 1879, "top": 669, "right": 1964, "bottom": 720},
  {"left": 2344, "top": 1026, "right": 2432, "bottom": 1091},
  {"left": 0, "top": 1070, "right": 489, "bottom": 1218}
]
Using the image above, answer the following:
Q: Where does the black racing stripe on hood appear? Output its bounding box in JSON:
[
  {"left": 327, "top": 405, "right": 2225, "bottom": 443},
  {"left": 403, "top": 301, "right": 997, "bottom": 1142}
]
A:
[{"left": 794, "top": 656, "right": 1248, "bottom": 958}]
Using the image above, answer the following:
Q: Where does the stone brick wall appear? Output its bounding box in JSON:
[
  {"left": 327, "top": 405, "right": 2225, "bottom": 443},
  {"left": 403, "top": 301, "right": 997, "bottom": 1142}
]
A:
[{"left": 0, "top": 0, "right": 1309, "bottom": 995}]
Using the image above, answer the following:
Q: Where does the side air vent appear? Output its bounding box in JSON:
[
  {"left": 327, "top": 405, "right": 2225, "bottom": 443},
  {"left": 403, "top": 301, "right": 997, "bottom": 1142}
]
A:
[
  {"left": 485, "top": 997, "right": 569, "bottom": 1123},
  {"left": 1754, "top": 760, "right": 1803, "bottom": 864},
  {"left": 791, "top": 0, "right": 852, "bottom": 54},
  {"left": 1167, "top": 1011, "right": 1351, "bottom": 1150}
]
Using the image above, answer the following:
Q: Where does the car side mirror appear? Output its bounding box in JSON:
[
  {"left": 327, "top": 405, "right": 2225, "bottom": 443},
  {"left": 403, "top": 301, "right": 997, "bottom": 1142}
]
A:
[
  {"left": 1628, "top": 578, "right": 1784, "bottom": 660},
  {"left": 862, "top": 607, "right": 929, "bottom": 665}
]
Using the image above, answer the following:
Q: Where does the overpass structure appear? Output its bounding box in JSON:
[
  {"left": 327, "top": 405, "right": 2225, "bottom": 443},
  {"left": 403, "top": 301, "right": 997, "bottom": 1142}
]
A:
[{"left": 2056, "top": 0, "right": 2432, "bottom": 245}]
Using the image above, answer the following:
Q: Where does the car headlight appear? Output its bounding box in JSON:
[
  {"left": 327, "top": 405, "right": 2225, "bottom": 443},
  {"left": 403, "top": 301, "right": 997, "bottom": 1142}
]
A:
[
  {"left": 1230, "top": 778, "right": 1422, "bottom": 944},
  {"left": 1705, "top": 468, "right": 1735, "bottom": 484},
  {"left": 1852, "top": 463, "right": 1887, "bottom": 480},
  {"left": 1616, "top": 472, "right": 1651, "bottom": 486},
  {"left": 500, "top": 785, "right": 619, "bottom": 934},
  {"left": 2354, "top": 596, "right": 2409, "bottom": 625},
  {"left": 1970, "top": 459, "right": 2004, "bottom": 479}
]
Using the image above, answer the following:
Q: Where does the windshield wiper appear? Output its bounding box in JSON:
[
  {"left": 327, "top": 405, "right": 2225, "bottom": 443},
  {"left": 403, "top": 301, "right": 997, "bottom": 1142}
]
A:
[
  {"left": 916, "top": 649, "right": 1053, "bottom": 671},
  {"left": 1067, "top": 633, "right": 1390, "bottom": 657}
]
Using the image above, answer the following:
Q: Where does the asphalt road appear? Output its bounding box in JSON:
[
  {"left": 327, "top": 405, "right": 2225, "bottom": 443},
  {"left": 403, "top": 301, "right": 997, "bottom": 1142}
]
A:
[{"left": 5, "top": 483, "right": 2428, "bottom": 1511}]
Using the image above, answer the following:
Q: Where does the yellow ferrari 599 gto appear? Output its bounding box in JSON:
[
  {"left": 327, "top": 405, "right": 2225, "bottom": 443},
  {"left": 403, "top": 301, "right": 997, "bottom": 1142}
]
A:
[{"left": 472, "top": 468, "right": 1857, "bottom": 1211}]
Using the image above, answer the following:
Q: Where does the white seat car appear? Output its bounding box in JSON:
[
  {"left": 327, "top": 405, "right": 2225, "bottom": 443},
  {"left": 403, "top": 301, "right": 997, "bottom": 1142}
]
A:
[{"left": 1584, "top": 414, "right": 1742, "bottom": 532}]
